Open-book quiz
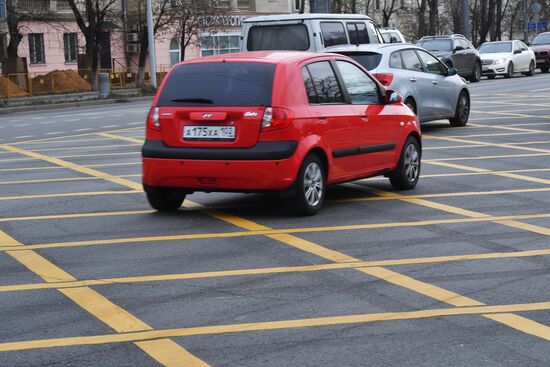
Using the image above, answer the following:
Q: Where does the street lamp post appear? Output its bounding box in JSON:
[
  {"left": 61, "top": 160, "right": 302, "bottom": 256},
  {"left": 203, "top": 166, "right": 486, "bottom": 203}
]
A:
[
  {"left": 523, "top": 0, "right": 529, "bottom": 43},
  {"left": 146, "top": 0, "right": 157, "bottom": 88},
  {"left": 462, "top": 0, "right": 470, "bottom": 40}
]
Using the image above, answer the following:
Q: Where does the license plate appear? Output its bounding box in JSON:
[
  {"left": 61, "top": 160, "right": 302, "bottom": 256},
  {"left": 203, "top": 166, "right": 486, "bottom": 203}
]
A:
[
  {"left": 183, "top": 126, "right": 235, "bottom": 141},
  {"left": 482, "top": 66, "right": 488, "bottom": 71},
  {"left": 537, "top": 58, "right": 545, "bottom": 63}
]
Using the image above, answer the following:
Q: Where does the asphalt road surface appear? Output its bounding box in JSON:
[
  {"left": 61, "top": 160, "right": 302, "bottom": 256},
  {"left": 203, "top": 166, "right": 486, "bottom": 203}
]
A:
[{"left": 1, "top": 72, "right": 550, "bottom": 366}]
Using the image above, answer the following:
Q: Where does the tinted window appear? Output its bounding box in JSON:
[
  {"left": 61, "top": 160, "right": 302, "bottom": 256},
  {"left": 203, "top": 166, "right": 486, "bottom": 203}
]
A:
[
  {"left": 301, "top": 67, "right": 317, "bottom": 104},
  {"left": 401, "top": 50, "right": 423, "bottom": 71},
  {"left": 347, "top": 23, "right": 369, "bottom": 44},
  {"left": 158, "top": 62, "right": 276, "bottom": 107},
  {"left": 381, "top": 33, "right": 391, "bottom": 43},
  {"left": 339, "top": 52, "right": 382, "bottom": 70},
  {"left": 306, "top": 61, "right": 344, "bottom": 103},
  {"left": 247, "top": 24, "right": 309, "bottom": 51},
  {"left": 417, "top": 39, "right": 452, "bottom": 51},
  {"left": 321, "top": 22, "right": 347, "bottom": 47},
  {"left": 478, "top": 42, "right": 512, "bottom": 53},
  {"left": 389, "top": 51, "right": 403, "bottom": 68},
  {"left": 336, "top": 61, "right": 380, "bottom": 105},
  {"left": 416, "top": 50, "right": 446, "bottom": 75},
  {"left": 367, "top": 22, "right": 383, "bottom": 43}
]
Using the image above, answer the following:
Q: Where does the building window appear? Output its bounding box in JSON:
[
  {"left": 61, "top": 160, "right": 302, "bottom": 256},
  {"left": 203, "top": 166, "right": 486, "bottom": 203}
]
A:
[
  {"left": 200, "top": 34, "right": 240, "bottom": 57},
  {"left": 29, "top": 33, "right": 45, "bottom": 64},
  {"left": 63, "top": 33, "right": 78, "bottom": 62},
  {"left": 169, "top": 38, "right": 180, "bottom": 66}
]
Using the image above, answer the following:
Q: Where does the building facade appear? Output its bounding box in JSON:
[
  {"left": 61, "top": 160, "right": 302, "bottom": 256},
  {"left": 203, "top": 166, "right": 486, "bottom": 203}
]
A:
[{"left": 0, "top": 0, "right": 298, "bottom": 75}]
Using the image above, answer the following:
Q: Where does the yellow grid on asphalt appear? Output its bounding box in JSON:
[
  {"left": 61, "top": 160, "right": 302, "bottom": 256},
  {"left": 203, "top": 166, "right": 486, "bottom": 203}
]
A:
[{"left": 1, "top": 118, "right": 550, "bottom": 362}]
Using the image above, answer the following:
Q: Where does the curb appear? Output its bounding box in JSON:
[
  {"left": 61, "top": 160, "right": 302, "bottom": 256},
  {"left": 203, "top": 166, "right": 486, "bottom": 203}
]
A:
[{"left": 0, "top": 96, "right": 154, "bottom": 115}]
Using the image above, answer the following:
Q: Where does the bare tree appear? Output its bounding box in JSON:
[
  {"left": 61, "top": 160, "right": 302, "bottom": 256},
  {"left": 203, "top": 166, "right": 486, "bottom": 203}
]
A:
[
  {"left": 130, "top": 0, "right": 174, "bottom": 86},
  {"left": 172, "top": 0, "right": 227, "bottom": 62},
  {"left": 66, "top": 0, "right": 120, "bottom": 89},
  {"left": 381, "top": 0, "right": 401, "bottom": 26}
]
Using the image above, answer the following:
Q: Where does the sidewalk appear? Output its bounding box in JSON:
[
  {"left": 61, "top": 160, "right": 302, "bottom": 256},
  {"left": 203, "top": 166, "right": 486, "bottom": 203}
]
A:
[{"left": 0, "top": 89, "right": 154, "bottom": 115}]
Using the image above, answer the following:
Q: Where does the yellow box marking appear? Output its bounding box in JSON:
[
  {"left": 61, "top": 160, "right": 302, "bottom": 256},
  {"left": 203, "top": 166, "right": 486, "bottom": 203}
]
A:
[
  {"left": 358, "top": 267, "right": 483, "bottom": 307},
  {"left": 0, "top": 190, "right": 141, "bottom": 202},
  {"left": 7, "top": 250, "right": 75, "bottom": 282},
  {"left": 32, "top": 144, "right": 141, "bottom": 152},
  {"left": 484, "top": 313, "right": 550, "bottom": 341},
  {"left": 0, "top": 175, "right": 141, "bottom": 186},
  {"left": 98, "top": 132, "right": 144, "bottom": 144},
  {"left": 136, "top": 339, "right": 209, "bottom": 367},
  {"left": 267, "top": 233, "right": 359, "bottom": 263},
  {"left": 2, "top": 302, "right": 550, "bottom": 352},
  {"left": 0, "top": 210, "right": 153, "bottom": 223},
  {"left": 0, "top": 231, "right": 23, "bottom": 247}
]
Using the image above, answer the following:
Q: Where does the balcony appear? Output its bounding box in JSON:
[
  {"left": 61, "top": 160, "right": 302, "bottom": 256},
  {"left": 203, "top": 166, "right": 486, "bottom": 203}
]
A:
[{"left": 16, "top": 0, "right": 72, "bottom": 13}]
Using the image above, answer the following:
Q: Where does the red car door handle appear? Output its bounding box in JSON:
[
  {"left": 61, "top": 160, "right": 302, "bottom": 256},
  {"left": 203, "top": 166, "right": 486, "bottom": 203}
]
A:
[
  {"left": 319, "top": 117, "right": 327, "bottom": 122},
  {"left": 361, "top": 116, "right": 369, "bottom": 121}
]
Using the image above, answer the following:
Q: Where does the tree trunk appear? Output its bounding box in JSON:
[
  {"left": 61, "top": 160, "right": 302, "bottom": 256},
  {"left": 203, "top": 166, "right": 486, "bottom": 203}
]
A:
[
  {"left": 428, "top": 0, "right": 438, "bottom": 35},
  {"left": 417, "top": 0, "right": 427, "bottom": 38},
  {"left": 6, "top": 0, "right": 21, "bottom": 58},
  {"left": 137, "top": 29, "right": 149, "bottom": 87}
]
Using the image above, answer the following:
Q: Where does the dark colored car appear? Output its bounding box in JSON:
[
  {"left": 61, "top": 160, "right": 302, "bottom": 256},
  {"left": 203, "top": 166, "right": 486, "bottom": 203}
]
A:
[
  {"left": 530, "top": 32, "right": 550, "bottom": 73},
  {"left": 142, "top": 52, "right": 422, "bottom": 216},
  {"left": 416, "top": 34, "right": 482, "bottom": 82}
]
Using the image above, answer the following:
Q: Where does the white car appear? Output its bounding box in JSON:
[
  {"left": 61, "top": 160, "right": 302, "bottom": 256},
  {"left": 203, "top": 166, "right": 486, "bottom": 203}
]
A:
[
  {"left": 479, "top": 40, "right": 536, "bottom": 79},
  {"left": 380, "top": 27, "right": 407, "bottom": 43}
]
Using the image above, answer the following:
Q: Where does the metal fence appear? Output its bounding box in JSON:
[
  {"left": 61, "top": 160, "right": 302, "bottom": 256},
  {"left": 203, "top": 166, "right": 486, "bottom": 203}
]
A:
[{"left": 0, "top": 66, "right": 172, "bottom": 99}]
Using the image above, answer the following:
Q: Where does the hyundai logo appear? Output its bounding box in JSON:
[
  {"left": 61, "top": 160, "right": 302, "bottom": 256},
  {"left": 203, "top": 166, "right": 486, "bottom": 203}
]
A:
[{"left": 202, "top": 113, "right": 213, "bottom": 118}]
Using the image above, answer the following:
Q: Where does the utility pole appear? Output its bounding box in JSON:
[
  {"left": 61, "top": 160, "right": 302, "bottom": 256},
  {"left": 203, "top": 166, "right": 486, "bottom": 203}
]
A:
[
  {"left": 146, "top": 0, "right": 157, "bottom": 88},
  {"left": 523, "top": 0, "right": 529, "bottom": 43},
  {"left": 462, "top": 0, "right": 470, "bottom": 40}
]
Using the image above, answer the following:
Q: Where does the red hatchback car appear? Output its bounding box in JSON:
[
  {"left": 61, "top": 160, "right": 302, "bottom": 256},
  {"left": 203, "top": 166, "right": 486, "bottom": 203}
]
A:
[{"left": 142, "top": 51, "right": 421, "bottom": 215}]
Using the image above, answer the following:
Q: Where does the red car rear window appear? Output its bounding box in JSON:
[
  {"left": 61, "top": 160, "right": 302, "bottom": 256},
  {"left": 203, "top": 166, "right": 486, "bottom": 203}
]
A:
[{"left": 158, "top": 62, "right": 276, "bottom": 107}]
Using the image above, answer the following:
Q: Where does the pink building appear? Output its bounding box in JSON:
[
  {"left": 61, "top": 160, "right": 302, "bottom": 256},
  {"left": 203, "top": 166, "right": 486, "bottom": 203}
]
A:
[{"left": 0, "top": 0, "right": 297, "bottom": 75}]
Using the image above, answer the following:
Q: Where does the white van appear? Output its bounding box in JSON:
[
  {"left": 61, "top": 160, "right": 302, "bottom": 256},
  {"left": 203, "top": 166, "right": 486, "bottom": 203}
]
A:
[{"left": 240, "top": 13, "right": 384, "bottom": 53}]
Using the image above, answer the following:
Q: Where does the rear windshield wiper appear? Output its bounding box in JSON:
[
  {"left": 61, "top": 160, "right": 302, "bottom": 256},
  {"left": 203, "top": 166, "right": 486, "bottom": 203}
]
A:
[{"left": 170, "top": 98, "right": 213, "bottom": 104}]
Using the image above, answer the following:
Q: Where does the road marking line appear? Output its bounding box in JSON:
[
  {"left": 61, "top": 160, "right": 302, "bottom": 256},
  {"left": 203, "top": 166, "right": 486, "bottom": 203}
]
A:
[
  {"left": 426, "top": 161, "right": 550, "bottom": 185},
  {"left": 358, "top": 267, "right": 483, "bottom": 306},
  {"left": 0, "top": 144, "right": 142, "bottom": 191},
  {"left": 484, "top": 313, "right": 550, "bottom": 341},
  {"left": 6, "top": 247, "right": 550, "bottom": 293},
  {"left": 8, "top": 126, "right": 142, "bottom": 145},
  {"left": 0, "top": 210, "right": 153, "bottom": 222},
  {"left": 0, "top": 190, "right": 141, "bottom": 201},
  {"left": 2, "top": 301, "right": 550, "bottom": 352},
  {"left": 0, "top": 175, "right": 141, "bottom": 186},
  {"left": 52, "top": 152, "right": 137, "bottom": 159},
  {"left": 494, "top": 220, "right": 550, "bottom": 236},
  {"left": 46, "top": 132, "right": 65, "bottom": 135},
  {"left": 2, "top": 213, "right": 549, "bottom": 252},
  {"left": 135, "top": 339, "right": 209, "bottom": 367},
  {"left": 12, "top": 135, "right": 34, "bottom": 139},
  {"left": 32, "top": 144, "right": 139, "bottom": 152},
  {"left": 97, "top": 132, "right": 143, "bottom": 144},
  {"left": 423, "top": 134, "right": 550, "bottom": 154},
  {"left": 1, "top": 231, "right": 210, "bottom": 365},
  {"left": 416, "top": 168, "right": 550, "bottom": 179},
  {"left": 425, "top": 152, "right": 550, "bottom": 162}
]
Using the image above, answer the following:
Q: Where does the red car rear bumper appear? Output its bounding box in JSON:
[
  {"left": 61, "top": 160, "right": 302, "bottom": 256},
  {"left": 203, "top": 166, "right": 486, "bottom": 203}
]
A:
[{"left": 142, "top": 140, "right": 301, "bottom": 191}]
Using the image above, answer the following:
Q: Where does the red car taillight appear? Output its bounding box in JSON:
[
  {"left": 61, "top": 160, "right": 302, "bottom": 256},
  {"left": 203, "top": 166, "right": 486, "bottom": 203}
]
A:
[
  {"left": 261, "top": 107, "right": 294, "bottom": 132},
  {"left": 372, "top": 73, "right": 394, "bottom": 86},
  {"left": 147, "top": 107, "right": 161, "bottom": 131}
]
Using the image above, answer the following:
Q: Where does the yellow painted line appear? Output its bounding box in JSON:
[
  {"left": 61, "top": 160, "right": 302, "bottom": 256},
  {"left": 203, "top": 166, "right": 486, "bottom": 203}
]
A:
[
  {"left": 0, "top": 190, "right": 141, "bottom": 202},
  {"left": 426, "top": 161, "right": 550, "bottom": 185},
  {"left": 0, "top": 156, "right": 36, "bottom": 163},
  {"left": 203, "top": 209, "right": 270, "bottom": 231},
  {"left": 267, "top": 233, "right": 358, "bottom": 263},
  {"left": 13, "top": 137, "right": 116, "bottom": 146},
  {"left": 0, "top": 231, "right": 24, "bottom": 247},
  {"left": 135, "top": 339, "right": 209, "bottom": 367},
  {"left": 425, "top": 152, "right": 550, "bottom": 162},
  {"left": 468, "top": 122, "right": 550, "bottom": 134},
  {"left": 6, "top": 247, "right": 550, "bottom": 294},
  {"left": 484, "top": 313, "right": 550, "bottom": 342},
  {"left": 51, "top": 151, "right": 137, "bottom": 159},
  {"left": 358, "top": 267, "right": 483, "bottom": 306},
  {"left": 3, "top": 301, "right": 550, "bottom": 352},
  {"left": 474, "top": 99, "right": 550, "bottom": 108},
  {"left": 32, "top": 144, "right": 140, "bottom": 152},
  {"left": 333, "top": 187, "right": 550, "bottom": 204},
  {"left": 0, "top": 210, "right": 153, "bottom": 223},
  {"left": 0, "top": 175, "right": 141, "bottom": 186},
  {"left": 2, "top": 213, "right": 549, "bottom": 253},
  {"left": 0, "top": 144, "right": 141, "bottom": 191},
  {"left": 468, "top": 110, "right": 550, "bottom": 121},
  {"left": 7, "top": 250, "right": 75, "bottom": 282},
  {"left": 98, "top": 132, "right": 143, "bottom": 144},
  {"left": 0, "top": 166, "right": 66, "bottom": 173},
  {"left": 59, "top": 287, "right": 151, "bottom": 332},
  {"left": 8, "top": 126, "right": 143, "bottom": 145},
  {"left": 86, "top": 162, "right": 141, "bottom": 168},
  {"left": 495, "top": 220, "right": 550, "bottom": 236},
  {"left": 430, "top": 131, "right": 541, "bottom": 139},
  {"left": 1, "top": 230, "right": 209, "bottom": 365},
  {"left": 423, "top": 134, "right": 550, "bottom": 154}
]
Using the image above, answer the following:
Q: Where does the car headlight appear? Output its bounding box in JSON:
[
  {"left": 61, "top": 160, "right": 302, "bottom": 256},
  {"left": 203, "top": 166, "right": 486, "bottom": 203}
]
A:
[{"left": 495, "top": 58, "right": 507, "bottom": 64}]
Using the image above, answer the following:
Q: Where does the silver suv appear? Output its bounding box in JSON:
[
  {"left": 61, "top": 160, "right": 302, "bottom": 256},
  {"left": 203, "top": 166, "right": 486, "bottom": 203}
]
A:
[{"left": 328, "top": 43, "right": 470, "bottom": 126}]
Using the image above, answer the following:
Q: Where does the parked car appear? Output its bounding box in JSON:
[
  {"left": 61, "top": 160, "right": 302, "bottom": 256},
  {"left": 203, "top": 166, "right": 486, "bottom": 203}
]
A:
[
  {"left": 416, "top": 34, "right": 482, "bottom": 82},
  {"left": 327, "top": 44, "right": 470, "bottom": 126},
  {"left": 142, "top": 52, "right": 421, "bottom": 215},
  {"left": 240, "top": 13, "right": 383, "bottom": 53},
  {"left": 380, "top": 27, "right": 407, "bottom": 43},
  {"left": 530, "top": 32, "right": 550, "bottom": 73},
  {"left": 478, "top": 40, "right": 536, "bottom": 79}
]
